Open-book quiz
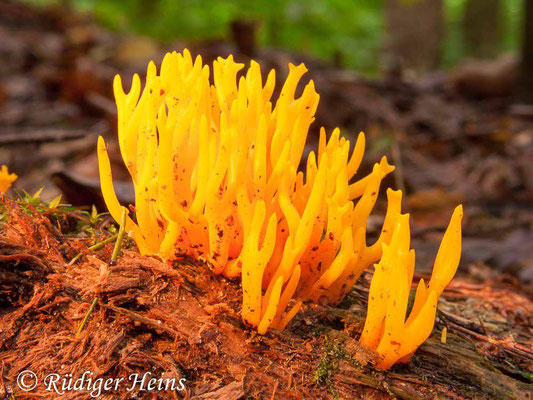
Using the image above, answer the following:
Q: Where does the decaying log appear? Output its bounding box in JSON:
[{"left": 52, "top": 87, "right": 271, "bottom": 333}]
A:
[{"left": 0, "top": 198, "right": 531, "bottom": 399}]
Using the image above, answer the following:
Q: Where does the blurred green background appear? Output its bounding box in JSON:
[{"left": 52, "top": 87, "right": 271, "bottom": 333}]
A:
[{"left": 23, "top": 0, "right": 524, "bottom": 74}]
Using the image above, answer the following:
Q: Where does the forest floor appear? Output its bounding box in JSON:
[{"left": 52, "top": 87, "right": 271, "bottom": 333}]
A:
[
  {"left": 0, "top": 196, "right": 532, "bottom": 399},
  {"left": 0, "top": 1, "right": 532, "bottom": 399}
]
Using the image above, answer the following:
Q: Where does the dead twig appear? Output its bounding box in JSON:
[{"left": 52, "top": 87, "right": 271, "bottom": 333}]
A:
[
  {"left": 0, "top": 129, "right": 92, "bottom": 146},
  {"left": 102, "top": 304, "right": 187, "bottom": 339}
]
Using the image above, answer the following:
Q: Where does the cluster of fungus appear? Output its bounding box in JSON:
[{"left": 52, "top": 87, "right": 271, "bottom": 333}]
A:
[
  {"left": 360, "top": 206, "right": 463, "bottom": 369},
  {"left": 97, "top": 50, "right": 462, "bottom": 368},
  {"left": 0, "top": 165, "right": 17, "bottom": 194}
]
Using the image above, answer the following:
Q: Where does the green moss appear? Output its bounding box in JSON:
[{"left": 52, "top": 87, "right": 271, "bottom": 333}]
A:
[{"left": 314, "top": 336, "right": 350, "bottom": 399}]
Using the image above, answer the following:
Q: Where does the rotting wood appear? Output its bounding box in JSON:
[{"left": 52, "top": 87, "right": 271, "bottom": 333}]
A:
[{"left": 0, "top": 198, "right": 531, "bottom": 399}]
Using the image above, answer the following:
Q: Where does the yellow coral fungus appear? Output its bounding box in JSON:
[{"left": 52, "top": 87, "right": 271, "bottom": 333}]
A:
[
  {"left": 98, "top": 50, "right": 400, "bottom": 333},
  {"left": 359, "top": 205, "right": 463, "bottom": 369},
  {"left": 0, "top": 165, "right": 17, "bottom": 194}
]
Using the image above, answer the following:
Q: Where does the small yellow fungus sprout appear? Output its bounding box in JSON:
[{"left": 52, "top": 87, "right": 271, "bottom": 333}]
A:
[
  {"left": 359, "top": 205, "right": 463, "bottom": 369},
  {"left": 0, "top": 165, "right": 17, "bottom": 194},
  {"left": 441, "top": 326, "right": 447, "bottom": 344},
  {"left": 98, "top": 50, "right": 399, "bottom": 333}
]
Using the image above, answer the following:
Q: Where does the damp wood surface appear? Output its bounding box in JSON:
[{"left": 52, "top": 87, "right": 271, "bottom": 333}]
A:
[{"left": 0, "top": 198, "right": 531, "bottom": 400}]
